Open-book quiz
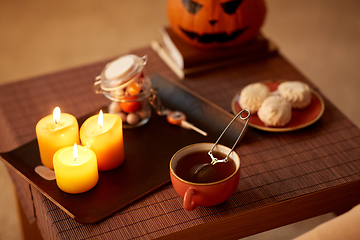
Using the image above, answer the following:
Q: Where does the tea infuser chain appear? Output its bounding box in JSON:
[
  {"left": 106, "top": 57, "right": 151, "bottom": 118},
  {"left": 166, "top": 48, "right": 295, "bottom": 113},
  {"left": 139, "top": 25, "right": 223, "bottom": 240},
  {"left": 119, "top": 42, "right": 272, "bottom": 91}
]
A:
[
  {"left": 208, "top": 109, "right": 251, "bottom": 165},
  {"left": 148, "top": 88, "right": 207, "bottom": 136},
  {"left": 148, "top": 87, "right": 171, "bottom": 116}
]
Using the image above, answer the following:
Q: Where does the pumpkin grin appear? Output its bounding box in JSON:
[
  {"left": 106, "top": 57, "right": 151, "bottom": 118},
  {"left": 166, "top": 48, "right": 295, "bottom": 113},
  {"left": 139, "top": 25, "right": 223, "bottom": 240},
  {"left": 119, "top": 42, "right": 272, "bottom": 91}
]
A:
[
  {"left": 180, "top": 26, "right": 249, "bottom": 44},
  {"left": 167, "top": 0, "right": 267, "bottom": 48}
]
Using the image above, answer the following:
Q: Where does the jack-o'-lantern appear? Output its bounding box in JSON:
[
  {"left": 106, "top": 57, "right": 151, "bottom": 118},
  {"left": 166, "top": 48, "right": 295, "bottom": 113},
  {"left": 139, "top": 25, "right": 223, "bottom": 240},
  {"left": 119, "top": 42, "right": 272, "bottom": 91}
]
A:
[{"left": 166, "top": 0, "right": 267, "bottom": 48}]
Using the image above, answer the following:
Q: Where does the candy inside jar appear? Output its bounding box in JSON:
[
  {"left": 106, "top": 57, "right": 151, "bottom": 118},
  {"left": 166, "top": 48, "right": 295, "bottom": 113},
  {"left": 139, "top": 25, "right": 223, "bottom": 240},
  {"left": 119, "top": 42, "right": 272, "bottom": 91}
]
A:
[
  {"left": 108, "top": 76, "right": 152, "bottom": 128},
  {"left": 94, "top": 54, "right": 152, "bottom": 128}
]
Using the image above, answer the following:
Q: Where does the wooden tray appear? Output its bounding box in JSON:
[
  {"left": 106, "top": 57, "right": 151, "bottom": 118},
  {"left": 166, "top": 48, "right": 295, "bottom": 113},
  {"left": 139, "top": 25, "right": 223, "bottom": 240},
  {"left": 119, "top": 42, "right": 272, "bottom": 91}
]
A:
[{"left": 0, "top": 73, "right": 245, "bottom": 224}]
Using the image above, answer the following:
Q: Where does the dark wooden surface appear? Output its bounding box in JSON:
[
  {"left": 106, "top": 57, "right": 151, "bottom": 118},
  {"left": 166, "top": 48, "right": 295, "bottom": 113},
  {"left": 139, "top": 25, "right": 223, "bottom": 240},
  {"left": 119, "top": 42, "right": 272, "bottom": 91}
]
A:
[
  {"left": 1, "top": 45, "right": 359, "bottom": 239},
  {"left": 157, "top": 180, "right": 360, "bottom": 239}
]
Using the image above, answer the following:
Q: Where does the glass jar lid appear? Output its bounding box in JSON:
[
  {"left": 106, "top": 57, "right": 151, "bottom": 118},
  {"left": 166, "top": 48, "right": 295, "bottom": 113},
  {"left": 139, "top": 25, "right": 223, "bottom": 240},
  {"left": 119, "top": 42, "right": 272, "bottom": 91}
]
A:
[{"left": 95, "top": 55, "right": 147, "bottom": 92}]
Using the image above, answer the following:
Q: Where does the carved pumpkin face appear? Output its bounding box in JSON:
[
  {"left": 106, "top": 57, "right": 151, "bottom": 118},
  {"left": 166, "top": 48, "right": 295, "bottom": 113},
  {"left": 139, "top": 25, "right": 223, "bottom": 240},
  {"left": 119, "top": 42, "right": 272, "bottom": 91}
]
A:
[{"left": 167, "top": 0, "right": 267, "bottom": 48}]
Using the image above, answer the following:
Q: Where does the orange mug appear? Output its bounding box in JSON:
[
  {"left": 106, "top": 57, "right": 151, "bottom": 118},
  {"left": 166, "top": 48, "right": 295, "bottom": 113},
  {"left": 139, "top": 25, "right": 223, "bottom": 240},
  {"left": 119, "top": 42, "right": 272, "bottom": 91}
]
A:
[{"left": 170, "top": 143, "right": 241, "bottom": 211}]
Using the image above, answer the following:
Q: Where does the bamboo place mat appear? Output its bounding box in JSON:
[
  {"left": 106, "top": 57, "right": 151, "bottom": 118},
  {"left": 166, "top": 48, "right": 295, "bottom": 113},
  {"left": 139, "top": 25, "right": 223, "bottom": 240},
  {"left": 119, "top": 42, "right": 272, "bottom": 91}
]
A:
[{"left": 1, "top": 46, "right": 360, "bottom": 239}]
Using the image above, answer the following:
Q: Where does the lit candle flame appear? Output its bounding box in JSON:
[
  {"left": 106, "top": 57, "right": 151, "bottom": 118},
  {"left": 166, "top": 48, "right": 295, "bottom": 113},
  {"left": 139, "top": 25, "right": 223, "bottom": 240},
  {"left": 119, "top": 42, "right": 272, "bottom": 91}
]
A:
[
  {"left": 98, "top": 110, "right": 103, "bottom": 129},
  {"left": 73, "top": 143, "right": 78, "bottom": 162},
  {"left": 53, "top": 107, "right": 61, "bottom": 125}
]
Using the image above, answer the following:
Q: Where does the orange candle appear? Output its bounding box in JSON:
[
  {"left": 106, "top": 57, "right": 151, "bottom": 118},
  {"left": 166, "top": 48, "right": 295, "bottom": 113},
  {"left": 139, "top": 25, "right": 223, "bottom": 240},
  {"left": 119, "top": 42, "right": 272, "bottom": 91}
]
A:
[
  {"left": 36, "top": 107, "right": 80, "bottom": 169},
  {"left": 80, "top": 110, "right": 125, "bottom": 171},
  {"left": 53, "top": 143, "right": 98, "bottom": 194}
]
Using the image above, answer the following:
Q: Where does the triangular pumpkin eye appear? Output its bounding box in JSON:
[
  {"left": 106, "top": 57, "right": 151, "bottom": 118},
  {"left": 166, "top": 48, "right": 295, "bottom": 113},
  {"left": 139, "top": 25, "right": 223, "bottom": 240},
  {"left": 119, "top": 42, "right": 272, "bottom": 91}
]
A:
[
  {"left": 221, "top": 0, "right": 244, "bottom": 14},
  {"left": 182, "top": 0, "right": 202, "bottom": 14}
]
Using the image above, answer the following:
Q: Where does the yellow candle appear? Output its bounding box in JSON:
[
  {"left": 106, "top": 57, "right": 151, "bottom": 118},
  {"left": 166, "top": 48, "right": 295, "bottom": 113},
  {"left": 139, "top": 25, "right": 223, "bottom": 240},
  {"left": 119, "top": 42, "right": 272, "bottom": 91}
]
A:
[
  {"left": 80, "top": 110, "right": 125, "bottom": 171},
  {"left": 53, "top": 143, "right": 98, "bottom": 194},
  {"left": 36, "top": 107, "right": 80, "bottom": 169}
]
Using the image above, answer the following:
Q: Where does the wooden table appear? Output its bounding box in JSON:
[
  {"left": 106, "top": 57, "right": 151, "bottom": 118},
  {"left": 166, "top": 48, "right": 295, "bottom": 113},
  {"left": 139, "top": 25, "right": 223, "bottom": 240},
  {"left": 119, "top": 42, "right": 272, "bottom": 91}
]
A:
[{"left": 1, "top": 46, "right": 360, "bottom": 240}]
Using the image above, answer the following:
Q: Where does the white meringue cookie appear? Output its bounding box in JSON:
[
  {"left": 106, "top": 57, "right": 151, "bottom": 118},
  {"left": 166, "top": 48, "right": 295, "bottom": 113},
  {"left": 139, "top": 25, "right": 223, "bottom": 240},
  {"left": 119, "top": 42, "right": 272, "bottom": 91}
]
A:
[
  {"left": 258, "top": 95, "right": 292, "bottom": 127},
  {"left": 239, "top": 83, "right": 270, "bottom": 113},
  {"left": 278, "top": 81, "right": 312, "bottom": 109}
]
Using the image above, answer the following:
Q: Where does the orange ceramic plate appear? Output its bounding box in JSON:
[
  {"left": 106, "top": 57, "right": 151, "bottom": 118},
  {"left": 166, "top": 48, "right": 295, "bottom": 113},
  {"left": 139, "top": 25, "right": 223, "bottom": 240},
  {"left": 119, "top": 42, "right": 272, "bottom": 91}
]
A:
[{"left": 231, "top": 81, "right": 325, "bottom": 132}]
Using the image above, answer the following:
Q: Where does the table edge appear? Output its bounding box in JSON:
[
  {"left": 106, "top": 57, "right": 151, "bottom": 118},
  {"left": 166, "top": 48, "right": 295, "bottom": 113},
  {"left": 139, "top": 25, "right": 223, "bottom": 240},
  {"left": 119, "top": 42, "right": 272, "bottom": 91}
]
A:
[{"left": 157, "top": 179, "right": 360, "bottom": 240}]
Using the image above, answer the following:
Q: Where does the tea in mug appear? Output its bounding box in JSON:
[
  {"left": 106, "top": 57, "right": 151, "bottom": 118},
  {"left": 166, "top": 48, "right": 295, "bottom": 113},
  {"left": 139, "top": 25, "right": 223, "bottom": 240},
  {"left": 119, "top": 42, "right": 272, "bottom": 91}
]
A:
[{"left": 174, "top": 150, "right": 236, "bottom": 183}]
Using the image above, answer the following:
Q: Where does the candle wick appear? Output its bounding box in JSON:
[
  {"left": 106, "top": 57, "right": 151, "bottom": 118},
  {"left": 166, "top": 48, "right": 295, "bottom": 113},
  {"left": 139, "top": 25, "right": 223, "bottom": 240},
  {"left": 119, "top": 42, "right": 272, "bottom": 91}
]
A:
[
  {"left": 74, "top": 157, "right": 77, "bottom": 162},
  {"left": 99, "top": 124, "right": 102, "bottom": 129},
  {"left": 54, "top": 119, "right": 58, "bottom": 125}
]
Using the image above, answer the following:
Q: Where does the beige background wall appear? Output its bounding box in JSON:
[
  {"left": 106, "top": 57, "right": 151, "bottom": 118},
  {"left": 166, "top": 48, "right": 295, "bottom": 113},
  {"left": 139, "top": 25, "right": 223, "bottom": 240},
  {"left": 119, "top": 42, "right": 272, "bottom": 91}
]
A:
[{"left": 1, "top": 1, "right": 359, "bottom": 239}]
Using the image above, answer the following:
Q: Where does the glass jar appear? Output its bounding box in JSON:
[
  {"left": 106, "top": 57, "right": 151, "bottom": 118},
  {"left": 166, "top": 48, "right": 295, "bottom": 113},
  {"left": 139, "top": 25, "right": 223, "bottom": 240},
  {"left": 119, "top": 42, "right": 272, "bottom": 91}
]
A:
[{"left": 94, "top": 54, "right": 152, "bottom": 128}]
